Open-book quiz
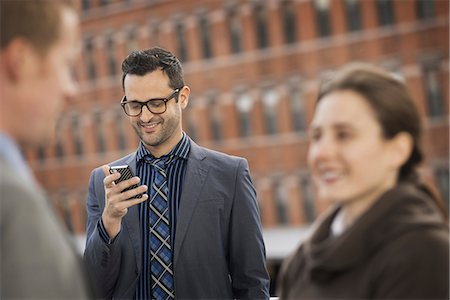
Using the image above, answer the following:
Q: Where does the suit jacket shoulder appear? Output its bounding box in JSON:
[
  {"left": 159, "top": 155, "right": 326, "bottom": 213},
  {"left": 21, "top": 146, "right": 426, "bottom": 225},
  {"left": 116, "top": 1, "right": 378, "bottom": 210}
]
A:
[{"left": 0, "top": 158, "right": 90, "bottom": 299}]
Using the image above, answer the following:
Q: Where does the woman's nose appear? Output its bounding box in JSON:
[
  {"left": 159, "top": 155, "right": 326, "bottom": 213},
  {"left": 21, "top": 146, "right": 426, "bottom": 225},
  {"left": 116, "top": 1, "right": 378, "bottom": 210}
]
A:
[{"left": 309, "top": 136, "right": 336, "bottom": 162}]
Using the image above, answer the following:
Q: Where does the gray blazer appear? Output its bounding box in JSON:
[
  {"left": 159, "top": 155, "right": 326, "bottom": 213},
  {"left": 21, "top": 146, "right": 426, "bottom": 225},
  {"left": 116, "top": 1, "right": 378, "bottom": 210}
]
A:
[
  {"left": 0, "top": 158, "right": 90, "bottom": 299},
  {"left": 84, "top": 139, "right": 270, "bottom": 299}
]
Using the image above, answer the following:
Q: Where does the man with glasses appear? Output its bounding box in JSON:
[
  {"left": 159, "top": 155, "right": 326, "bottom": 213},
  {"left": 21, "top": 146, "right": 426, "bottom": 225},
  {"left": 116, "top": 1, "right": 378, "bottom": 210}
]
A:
[{"left": 84, "top": 47, "right": 270, "bottom": 299}]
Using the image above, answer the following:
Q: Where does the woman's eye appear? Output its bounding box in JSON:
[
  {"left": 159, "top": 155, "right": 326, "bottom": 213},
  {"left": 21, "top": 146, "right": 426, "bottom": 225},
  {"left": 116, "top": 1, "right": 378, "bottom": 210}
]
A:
[
  {"left": 336, "top": 131, "right": 352, "bottom": 141},
  {"left": 309, "top": 130, "right": 321, "bottom": 142}
]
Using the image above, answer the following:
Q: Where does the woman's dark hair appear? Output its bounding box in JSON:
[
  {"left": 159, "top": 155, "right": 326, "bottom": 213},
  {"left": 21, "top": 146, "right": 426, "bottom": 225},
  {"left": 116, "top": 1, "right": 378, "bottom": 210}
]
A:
[
  {"left": 121, "top": 47, "right": 184, "bottom": 91},
  {"left": 317, "top": 63, "right": 447, "bottom": 218}
]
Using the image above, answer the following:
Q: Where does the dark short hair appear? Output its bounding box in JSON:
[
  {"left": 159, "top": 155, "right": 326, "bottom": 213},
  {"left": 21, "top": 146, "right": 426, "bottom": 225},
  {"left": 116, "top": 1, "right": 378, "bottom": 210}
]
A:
[
  {"left": 121, "top": 47, "right": 185, "bottom": 91},
  {"left": 0, "top": 0, "right": 75, "bottom": 54},
  {"left": 317, "top": 63, "right": 422, "bottom": 183}
]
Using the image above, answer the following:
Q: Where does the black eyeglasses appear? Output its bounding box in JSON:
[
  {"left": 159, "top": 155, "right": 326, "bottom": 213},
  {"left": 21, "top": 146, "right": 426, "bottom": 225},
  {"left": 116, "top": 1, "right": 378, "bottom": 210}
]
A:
[{"left": 120, "top": 89, "right": 180, "bottom": 116}]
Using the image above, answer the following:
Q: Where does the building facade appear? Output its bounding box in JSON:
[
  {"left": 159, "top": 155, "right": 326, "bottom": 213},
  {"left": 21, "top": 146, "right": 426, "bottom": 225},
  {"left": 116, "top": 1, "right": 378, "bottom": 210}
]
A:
[{"left": 25, "top": 0, "right": 449, "bottom": 291}]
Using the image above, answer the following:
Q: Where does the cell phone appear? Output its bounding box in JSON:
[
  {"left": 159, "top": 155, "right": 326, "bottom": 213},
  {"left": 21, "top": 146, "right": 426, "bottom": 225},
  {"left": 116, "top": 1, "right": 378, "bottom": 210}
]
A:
[{"left": 109, "top": 165, "right": 143, "bottom": 199}]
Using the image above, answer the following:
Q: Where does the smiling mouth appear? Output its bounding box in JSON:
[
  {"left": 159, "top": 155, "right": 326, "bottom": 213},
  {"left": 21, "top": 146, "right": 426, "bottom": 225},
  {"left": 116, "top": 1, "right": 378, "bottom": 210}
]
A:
[
  {"left": 318, "top": 170, "right": 346, "bottom": 185},
  {"left": 140, "top": 121, "right": 161, "bottom": 132}
]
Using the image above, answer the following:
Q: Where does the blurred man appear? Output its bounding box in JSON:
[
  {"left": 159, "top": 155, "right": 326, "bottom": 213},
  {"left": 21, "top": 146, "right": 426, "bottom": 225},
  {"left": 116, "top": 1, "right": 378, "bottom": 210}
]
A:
[
  {"left": 0, "top": 0, "right": 90, "bottom": 298},
  {"left": 84, "top": 47, "right": 270, "bottom": 299}
]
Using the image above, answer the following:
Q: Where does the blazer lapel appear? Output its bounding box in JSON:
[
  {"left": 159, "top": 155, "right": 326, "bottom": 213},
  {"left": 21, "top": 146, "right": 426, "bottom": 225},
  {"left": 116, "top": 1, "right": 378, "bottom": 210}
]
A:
[
  {"left": 173, "top": 142, "right": 208, "bottom": 267},
  {"left": 122, "top": 154, "right": 142, "bottom": 273}
]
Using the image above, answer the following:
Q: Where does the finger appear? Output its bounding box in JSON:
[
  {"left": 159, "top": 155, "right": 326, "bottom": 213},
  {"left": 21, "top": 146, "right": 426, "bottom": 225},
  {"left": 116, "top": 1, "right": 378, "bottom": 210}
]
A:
[
  {"left": 103, "top": 170, "right": 121, "bottom": 188},
  {"left": 120, "top": 193, "right": 149, "bottom": 209},
  {"left": 101, "top": 165, "right": 111, "bottom": 177},
  {"left": 114, "top": 176, "right": 141, "bottom": 193},
  {"left": 117, "top": 184, "right": 148, "bottom": 201}
]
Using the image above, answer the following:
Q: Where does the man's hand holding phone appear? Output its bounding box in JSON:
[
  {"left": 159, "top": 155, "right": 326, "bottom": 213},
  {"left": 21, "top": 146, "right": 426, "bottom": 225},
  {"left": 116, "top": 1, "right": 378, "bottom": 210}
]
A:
[{"left": 100, "top": 164, "right": 148, "bottom": 239}]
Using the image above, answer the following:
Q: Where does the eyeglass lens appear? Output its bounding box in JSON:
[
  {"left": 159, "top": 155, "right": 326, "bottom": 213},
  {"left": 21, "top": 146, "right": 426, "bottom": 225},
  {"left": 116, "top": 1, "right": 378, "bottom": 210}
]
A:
[{"left": 124, "top": 100, "right": 166, "bottom": 116}]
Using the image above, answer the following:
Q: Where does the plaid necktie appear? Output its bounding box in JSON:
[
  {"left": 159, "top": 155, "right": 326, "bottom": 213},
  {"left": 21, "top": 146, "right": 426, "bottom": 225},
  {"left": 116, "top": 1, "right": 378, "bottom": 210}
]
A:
[{"left": 148, "top": 156, "right": 175, "bottom": 300}]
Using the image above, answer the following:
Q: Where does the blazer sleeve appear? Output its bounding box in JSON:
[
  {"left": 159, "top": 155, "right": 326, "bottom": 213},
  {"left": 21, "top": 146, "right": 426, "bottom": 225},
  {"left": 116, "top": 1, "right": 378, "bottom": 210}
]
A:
[
  {"left": 83, "top": 168, "right": 122, "bottom": 299},
  {"left": 228, "top": 158, "right": 270, "bottom": 299}
]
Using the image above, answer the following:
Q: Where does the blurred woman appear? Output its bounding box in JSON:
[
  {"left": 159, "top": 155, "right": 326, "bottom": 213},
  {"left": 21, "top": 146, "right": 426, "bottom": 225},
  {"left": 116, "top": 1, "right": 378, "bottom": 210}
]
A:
[{"left": 277, "top": 63, "right": 449, "bottom": 299}]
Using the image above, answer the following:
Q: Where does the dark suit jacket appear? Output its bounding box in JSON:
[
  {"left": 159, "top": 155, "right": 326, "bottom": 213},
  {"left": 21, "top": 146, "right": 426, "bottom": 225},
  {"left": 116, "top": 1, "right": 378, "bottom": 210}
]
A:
[
  {"left": 0, "top": 157, "right": 90, "bottom": 299},
  {"left": 84, "top": 139, "right": 270, "bottom": 299}
]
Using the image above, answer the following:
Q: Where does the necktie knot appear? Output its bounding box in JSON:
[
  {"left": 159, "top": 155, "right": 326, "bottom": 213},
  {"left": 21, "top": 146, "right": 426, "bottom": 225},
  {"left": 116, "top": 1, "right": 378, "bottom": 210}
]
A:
[{"left": 144, "top": 155, "right": 175, "bottom": 171}]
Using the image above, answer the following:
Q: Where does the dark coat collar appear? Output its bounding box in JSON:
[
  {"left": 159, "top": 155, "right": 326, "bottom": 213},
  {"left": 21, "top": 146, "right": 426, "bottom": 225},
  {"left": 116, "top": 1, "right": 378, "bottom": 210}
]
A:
[{"left": 302, "top": 184, "right": 446, "bottom": 283}]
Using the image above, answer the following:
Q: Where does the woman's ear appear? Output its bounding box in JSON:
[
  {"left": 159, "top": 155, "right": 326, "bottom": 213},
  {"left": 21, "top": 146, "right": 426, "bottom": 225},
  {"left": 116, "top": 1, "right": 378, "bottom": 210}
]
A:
[{"left": 389, "top": 132, "right": 414, "bottom": 169}]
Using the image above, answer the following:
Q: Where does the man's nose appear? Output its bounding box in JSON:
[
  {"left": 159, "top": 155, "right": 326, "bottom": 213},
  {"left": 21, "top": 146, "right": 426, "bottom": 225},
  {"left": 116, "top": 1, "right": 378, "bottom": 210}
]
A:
[{"left": 140, "top": 105, "right": 154, "bottom": 122}]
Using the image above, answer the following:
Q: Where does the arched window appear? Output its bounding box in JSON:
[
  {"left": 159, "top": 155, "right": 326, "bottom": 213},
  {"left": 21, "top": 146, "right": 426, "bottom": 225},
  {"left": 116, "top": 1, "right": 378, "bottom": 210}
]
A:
[
  {"left": 198, "top": 10, "right": 213, "bottom": 59},
  {"left": 236, "top": 90, "right": 254, "bottom": 138},
  {"left": 226, "top": 5, "right": 242, "bottom": 54},
  {"left": 313, "top": 0, "right": 331, "bottom": 37}
]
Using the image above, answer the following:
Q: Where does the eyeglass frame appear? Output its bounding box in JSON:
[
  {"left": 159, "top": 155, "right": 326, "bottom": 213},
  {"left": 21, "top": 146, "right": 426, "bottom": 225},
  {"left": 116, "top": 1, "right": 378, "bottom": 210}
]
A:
[{"left": 120, "top": 88, "right": 181, "bottom": 116}]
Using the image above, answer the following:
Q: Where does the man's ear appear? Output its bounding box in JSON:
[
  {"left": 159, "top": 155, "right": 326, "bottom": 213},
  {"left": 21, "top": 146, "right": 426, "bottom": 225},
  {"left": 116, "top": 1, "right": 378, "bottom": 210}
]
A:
[
  {"left": 1, "top": 38, "right": 39, "bottom": 83},
  {"left": 388, "top": 132, "right": 414, "bottom": 169},
  {"left": 178, "top": 85, "right": 190, "bottom": 109}
]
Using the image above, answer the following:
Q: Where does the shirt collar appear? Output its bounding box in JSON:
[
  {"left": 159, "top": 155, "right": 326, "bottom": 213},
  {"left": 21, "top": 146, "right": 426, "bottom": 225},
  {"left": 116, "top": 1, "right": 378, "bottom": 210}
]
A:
[
  {"left": 0, "top": 132, "right": 35, "bottom": 183},
  {"left": 136, "top": 132, "right": 190, "bottom": 163}
]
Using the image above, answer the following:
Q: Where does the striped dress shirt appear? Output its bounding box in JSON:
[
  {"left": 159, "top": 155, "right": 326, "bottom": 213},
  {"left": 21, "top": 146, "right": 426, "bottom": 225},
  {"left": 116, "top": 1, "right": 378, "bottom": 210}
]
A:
[{"left": 135, "top": 133, "right": 190, "bottom": 299}]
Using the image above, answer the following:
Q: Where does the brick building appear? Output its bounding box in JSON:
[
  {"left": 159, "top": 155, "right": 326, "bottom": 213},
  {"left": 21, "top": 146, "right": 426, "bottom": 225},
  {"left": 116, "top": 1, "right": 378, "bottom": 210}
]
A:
[{"left": 25, "top": 0, "right": 449, "bottom": 292}]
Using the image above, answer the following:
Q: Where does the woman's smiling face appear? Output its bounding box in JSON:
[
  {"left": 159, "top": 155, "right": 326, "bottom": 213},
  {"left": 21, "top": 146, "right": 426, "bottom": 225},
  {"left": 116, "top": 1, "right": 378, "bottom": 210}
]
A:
[{"left": 307, "top": 89, "right": 399, "bottom": 207}]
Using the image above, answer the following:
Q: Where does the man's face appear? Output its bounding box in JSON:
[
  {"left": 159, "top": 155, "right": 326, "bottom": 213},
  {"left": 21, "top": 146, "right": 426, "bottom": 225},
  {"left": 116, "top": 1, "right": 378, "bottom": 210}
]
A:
[
  {"left": 9, "top": 7, "right": 80, "bottom": 147},
  {"left": 123, "top": 69, "right": 189, "bottom": 157}
]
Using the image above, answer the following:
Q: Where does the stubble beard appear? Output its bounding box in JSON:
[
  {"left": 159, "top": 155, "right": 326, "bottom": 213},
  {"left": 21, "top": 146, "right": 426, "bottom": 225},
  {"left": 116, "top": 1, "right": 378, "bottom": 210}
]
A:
[{"left": 133, "top": 117, "right": 179, "bottom": 150}]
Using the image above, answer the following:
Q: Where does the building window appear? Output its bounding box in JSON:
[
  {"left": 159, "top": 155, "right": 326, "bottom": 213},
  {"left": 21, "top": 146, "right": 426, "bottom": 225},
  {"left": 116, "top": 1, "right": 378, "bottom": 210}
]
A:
[
  {"left": 227, "top": 5, "right": 242, "bottom": 54},
  {"left": 93, "top": 109, "right": 106, "bottom": 153},
  {"left": 185, "top": 107, "right": 198, "bottom": 142},
  {"left": 289, "top": 83, "right": 307, "bottom": 132},
  {"left": 262, "top": 86, "right": 279, "bottom": 135},
  {"left": 236, "top": 90, "right": 254, "bottom": 138},
  {"left": 71, "top": 112, "right": 83, "bottom": 157},
  {"left": 422, "top": 63, "right": 444, "bottom": 118},
  {"left": 55, "top": 140, "right": 64, "bottom": 161},
  {"left": 126, "top": 26, "right": 138, "bottom": 52},
  {"left": 344, "top": 0, "right": 362, "bottom": 31},
  {"left": 301, "top": 175, "right": 316, "bottom": 223},
  {"left": 313, "top": 0, "right": 332, "bottom": 37},
  {"left": 254, "top": 1, "right": 269, "bottom": 49},
  {"left": 281, "top": 0, "right": 297, "bottom": 44},
  {"left": 377, "top": 0, "right": 395, "bottom": 26},
  {"left": 416, "top": 0, "right": 435, "bottom": 20},
  {"left": 273, "top": 177, "right": 289, "bottom": 225},
  {"left": 435, "top": 167, "right": 449, "bottom": 209},
  {"left": 198, "top": 11, "right": 213, "bottom": 59},
  {"left": 150, "top": 20, "right": 161, "bottom": 47},
  {"left": 84, "top": 37, "right": 96, "bottom": 81},
  {"left": 105, "top": 34, "right": 117, "bottom": 76},
  {"left": 59, "top": 190, "right": 74, "bottom": 232},
  {"left": 208, "top": 93, "right": 222, "bottom": 142},
  {"left": 175, "top": 20, "right": 188, "bottom": 62},
  {"left": 115, "top": 108, "right": 127, "bottom": 151},
  {"left": 37, "top": 146, "right": 46, "bottom": 163},
  {"left": 82, "top": 0, "right": 90, "bottom": 11}
]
